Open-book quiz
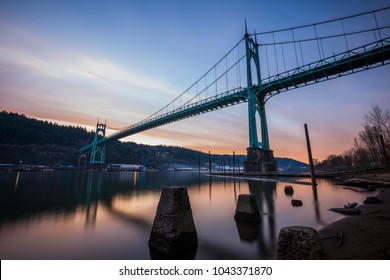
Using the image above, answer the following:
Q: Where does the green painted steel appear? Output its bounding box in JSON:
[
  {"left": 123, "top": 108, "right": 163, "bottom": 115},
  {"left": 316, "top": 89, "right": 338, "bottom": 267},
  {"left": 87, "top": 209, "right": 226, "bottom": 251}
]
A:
[
  {"left": 244, "top": 30, "right": 270, "bottom": 150},
  {"left": 89, "top": 122, "right": 106, "bottom": 164},
  {"left": 245, "top": 32, "right": 260, "bottom": 149},
  {"left": 78, "top": 38, "right": 390, "bottom": 156},
  {"left": 256, "top": 94, "right": 269, "bottom": 150}
]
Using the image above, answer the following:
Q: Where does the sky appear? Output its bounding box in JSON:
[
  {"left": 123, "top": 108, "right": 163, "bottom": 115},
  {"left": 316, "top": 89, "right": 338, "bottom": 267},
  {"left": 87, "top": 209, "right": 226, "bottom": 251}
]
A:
[{"left": 0, "top": 0, "right": 389, "bottom": 163}]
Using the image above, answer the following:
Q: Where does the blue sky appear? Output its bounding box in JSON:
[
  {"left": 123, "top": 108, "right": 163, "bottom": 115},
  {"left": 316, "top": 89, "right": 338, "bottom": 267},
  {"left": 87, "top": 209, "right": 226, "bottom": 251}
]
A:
[{"left": 0, "top": 0, "right": 389, "bottom": 162}]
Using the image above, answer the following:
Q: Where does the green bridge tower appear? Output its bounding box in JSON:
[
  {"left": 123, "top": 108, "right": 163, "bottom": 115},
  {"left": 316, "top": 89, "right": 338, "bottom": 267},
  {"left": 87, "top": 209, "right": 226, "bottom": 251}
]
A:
[
  {"left": 90, "top": 121, "right": 106, "bottom": 165},
  {"left": 243, "top": 29, "right": 277, "bottom": 175}
]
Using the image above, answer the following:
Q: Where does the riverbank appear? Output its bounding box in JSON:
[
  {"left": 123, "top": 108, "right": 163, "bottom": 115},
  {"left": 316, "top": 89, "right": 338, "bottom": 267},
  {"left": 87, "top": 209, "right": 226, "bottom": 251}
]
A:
[{"left": 319, "top": 172, "right": 390, "bottom": 259}]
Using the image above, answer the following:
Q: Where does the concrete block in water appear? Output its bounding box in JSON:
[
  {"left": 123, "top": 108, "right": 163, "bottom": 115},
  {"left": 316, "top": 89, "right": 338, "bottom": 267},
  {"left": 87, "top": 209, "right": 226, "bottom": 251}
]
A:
[
  {"left": 235, "top": 220, "right": 259, "bottom": 242},
  {"left": 148, "top": 187, "right": 198, "bottom": 255},
  {"left": 284, "top": 185, "right": 294, "bottom": 196},
  {"left": 234, "top": 194, "right": 260, "bottom": 222},
  {"left": 276, "top": 226, "right": 325, "bottom": 260},
  {"left": 291, "top": 199, "right": 303, "bottom": 207}
]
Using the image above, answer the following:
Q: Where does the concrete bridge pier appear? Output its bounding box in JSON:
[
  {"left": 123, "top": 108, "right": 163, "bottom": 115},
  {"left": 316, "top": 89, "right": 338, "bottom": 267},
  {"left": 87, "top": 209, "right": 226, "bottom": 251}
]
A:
[{"left": 243, "top": 147, "right": 277, "bottom": 175}]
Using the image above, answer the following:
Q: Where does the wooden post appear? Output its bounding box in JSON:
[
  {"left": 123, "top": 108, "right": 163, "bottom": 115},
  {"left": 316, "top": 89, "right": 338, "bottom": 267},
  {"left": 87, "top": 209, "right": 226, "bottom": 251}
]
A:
[
  {"left": 208, "top": 151, "right": 211, "bottom": 174},
  {"left": 304, "top": 124, "right": 317, "bottom": 186},
  {"left": 233, "top": 151, "right": 236, "bottom": 175}
]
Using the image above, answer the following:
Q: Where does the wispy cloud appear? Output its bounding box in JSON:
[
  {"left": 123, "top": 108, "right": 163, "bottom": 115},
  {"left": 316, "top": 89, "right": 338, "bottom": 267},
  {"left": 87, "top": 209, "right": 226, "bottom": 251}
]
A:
[
  {"left": 0, "top": 22, "right": 181, "bottom": 128},
  {"left": 63, "top": 55, "right": 178, "bottom": 96}
]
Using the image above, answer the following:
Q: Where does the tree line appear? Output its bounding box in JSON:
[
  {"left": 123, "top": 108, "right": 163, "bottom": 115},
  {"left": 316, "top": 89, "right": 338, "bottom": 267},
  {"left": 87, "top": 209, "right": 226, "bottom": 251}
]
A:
[
  {"left": 317, "top": 104, "right": 390, "bottom": 169},
  {"left": 0, "top": 111, "right": 241, "bottom": 168}
]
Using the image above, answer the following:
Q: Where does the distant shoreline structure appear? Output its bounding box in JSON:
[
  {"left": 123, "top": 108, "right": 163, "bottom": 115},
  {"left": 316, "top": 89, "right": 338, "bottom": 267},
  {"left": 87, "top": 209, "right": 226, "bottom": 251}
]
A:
[{"left": 107, "top": 164, "right": 144, "bottom": 172}]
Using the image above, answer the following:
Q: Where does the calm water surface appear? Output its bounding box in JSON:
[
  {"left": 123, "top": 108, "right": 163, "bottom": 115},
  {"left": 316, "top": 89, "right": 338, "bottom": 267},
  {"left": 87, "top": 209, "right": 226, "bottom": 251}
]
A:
[{"left": 0, "top": 171, "right": 372, "bottom": 259}]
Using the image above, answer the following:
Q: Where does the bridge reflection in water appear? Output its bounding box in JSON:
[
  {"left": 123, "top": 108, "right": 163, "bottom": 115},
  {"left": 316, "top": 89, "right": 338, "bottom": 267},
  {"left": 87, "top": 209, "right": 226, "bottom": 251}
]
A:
[{"left": 0, "top": 171, "right": 372, "bottom": 259}]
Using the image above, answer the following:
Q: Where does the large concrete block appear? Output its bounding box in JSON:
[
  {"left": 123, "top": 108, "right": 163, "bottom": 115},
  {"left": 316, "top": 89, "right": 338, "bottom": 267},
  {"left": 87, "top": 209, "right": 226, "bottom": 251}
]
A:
[
  {"left": 243, "top": 147, "right": 277, "bottom": 175},
  {"left": 276, "top": 226, "right": 325, "bottom": 260},
  {"left": 284, "top": 185, "right": 294, "bottom": 196},
  {"left": 291, "top": 199, "right": 303, "bottom": 207},
  {"left": 234, "top": 194, "right": 260, "bottom": 222},
  {"left": 148, "top": 187, "right": 198, "bottom": 255}
]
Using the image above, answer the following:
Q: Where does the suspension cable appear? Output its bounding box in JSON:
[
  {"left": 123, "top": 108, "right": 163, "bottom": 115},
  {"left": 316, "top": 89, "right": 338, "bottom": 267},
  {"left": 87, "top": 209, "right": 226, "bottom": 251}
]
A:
[
  {"left": 251, "top": 6, "right": 390, "bottom": 36},
  {"left": 257, "top": 25, "right": 390, "bottom": 46}
]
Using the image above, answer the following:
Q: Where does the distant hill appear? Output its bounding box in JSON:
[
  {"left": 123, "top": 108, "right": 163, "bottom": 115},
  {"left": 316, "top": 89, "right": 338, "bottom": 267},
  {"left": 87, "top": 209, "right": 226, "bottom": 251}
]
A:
[
  {"left": 0, "top": 111, "right": 308, "bottom": 171},
  {"left": 275, "top": 157, "right": 309, "bottom": 173}
]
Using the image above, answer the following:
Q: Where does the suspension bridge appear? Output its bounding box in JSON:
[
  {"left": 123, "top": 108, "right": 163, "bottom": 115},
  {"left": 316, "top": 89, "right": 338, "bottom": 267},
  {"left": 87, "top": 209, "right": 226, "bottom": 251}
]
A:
[{"left": 78, "top": 7, "right": 390, "bottom": 174}]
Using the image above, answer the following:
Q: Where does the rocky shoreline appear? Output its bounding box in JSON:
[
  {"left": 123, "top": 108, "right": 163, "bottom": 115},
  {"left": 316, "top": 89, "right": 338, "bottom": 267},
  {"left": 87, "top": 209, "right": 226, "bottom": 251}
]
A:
[{"left": 318, "top": 173, "right": 390, "bottom": 259}]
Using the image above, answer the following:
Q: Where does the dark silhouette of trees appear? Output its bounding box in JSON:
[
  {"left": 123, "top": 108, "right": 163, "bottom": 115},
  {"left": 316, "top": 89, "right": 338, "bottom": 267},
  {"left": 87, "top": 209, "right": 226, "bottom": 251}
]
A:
[
  {"left": 318, "top": 104, "right": 390, "bottom": 168},
  {"left": 358, "top": 104, "right": 390, "bottom": 164}
]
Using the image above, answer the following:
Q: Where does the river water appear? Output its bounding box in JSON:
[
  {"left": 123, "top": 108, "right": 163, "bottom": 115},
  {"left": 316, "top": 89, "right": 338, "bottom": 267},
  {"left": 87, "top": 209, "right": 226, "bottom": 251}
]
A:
[{"left": 0, "top": 171, "right": 371, "bottom": 259}]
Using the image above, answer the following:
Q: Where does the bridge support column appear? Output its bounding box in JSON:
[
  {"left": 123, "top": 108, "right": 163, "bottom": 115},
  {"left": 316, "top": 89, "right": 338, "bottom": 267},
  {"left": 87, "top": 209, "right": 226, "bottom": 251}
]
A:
[
  {"left": 243, "top": 30, "right": 277, "bottom": 175},
  {"left": 90, "top": 121, "right": 106, "bottom": 165},
  {"left": 90, "top": 145, "right": 105, "bottom": 164}
]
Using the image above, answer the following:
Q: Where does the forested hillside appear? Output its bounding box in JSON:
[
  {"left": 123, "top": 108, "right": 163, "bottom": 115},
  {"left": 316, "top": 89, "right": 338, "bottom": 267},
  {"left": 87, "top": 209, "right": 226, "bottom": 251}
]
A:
[
  {"left": 0, "top": 111, "right": 230, "bottom": 168},
  {"left": 0, "top": 111, "right": 93, "bottom": 165}
]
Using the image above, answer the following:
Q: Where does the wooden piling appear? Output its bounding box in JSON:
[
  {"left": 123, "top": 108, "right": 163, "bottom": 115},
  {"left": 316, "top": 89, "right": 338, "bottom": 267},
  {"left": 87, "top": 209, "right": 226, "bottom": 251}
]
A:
[
  {"left": 208, "top": 151, "right": 211, "bottom": 174},
  {"left": 304, "top": 123, "right": 317, "bottom": 186},
  {"left": 233, "top": 151, "right": 236, "bottom": 175}
]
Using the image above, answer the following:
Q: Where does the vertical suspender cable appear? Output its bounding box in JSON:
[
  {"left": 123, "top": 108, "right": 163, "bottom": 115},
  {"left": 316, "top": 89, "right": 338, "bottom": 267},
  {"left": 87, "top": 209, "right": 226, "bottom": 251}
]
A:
[
  {"left": 265, "top": 45, "right": 270, "bottom": 78},
  {"left": 299, "top": 41, "right": 304, "bottom": 65},
  {"left": 226, "top": 56, "right": 229, "bottom": 91},
  {"left": 341, "top": 19, "right": 349, "bottom": 50},
  {"left": 238, "top": 45, "right": 242, "bottom": 88},
  {"left": 205, "top": 74, "right": 208, "bottom": 100},
  {"left": 272, "top": 32, "right": 279, "bottom": 74},
  {"left": 215, "top": 66, "right": 217, "bottom": 96},
  {"left": 281, "top": 43, "right": 286, "bottom": 72},
  {"left": 236, "top": 46, "right": 240, "bottom": 88},
  {"left": 373, "top": 11, "right": 382, "bottom": 41},
  {"left": 314, "top": 24, "right": 322, "bottom": 60},
  {"left": 196, "top": 83, "right": 198, "bottom": 103},
  {"left": 292, "top": 29, "right": 299, "bottom": 67},
  {"left": 320, "top": 38, "right": 325, "bottom": 60}
]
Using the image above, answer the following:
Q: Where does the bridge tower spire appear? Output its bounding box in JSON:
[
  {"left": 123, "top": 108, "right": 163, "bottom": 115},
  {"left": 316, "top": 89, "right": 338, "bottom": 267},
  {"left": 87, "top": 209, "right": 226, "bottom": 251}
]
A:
[
  {"left": 90, "top": 120, "right": 106, "bottom": 164},
  {"left": 243, "top": 31, "right": 277, "bottom": 175}
]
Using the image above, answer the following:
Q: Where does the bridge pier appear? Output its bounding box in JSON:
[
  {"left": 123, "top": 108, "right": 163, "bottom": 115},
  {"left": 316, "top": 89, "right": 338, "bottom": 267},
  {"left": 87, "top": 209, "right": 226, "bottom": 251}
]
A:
[{"left": 243, "top": 147, "right": 277, "bottom": 176}]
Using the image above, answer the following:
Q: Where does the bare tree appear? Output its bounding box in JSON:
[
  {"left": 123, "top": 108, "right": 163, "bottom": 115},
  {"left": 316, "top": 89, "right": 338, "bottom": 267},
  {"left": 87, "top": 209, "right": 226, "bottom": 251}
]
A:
[
  {"left": 351, "top": 137, "right": 370, "bottom": 165},
  {"left": 363, "top": 104, "right": 390, "bottom": 138},
  {"left": 318, "top": 105, "right": 389, "bottom": 168},
  {"left": 358, "top": 104, "right": 390, "bottom": 164}
]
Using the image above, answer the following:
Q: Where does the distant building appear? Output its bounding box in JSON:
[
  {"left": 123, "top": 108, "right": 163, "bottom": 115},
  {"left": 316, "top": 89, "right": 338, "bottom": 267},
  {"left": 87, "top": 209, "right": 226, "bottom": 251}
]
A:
[{"left": 108, "top": 164, "right": 143, "bottom": 171}]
